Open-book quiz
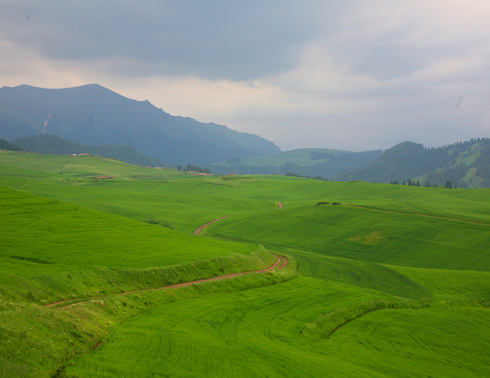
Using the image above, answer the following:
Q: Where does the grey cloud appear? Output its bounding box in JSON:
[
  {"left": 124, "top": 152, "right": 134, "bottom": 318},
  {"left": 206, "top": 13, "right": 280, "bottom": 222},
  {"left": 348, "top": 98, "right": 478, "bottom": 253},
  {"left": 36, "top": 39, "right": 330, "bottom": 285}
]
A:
[
  {"left": 334, "top": 39, "right": 428, "bottom": 81},
  {"left": 1, "top": 1, "right": 348, "bottom": 80},
  {"left": 1, "top": 1, "right": 488, "bottom": 151},
  {"left": 324, "top": 3, "right": 490, "bottom": 82}
]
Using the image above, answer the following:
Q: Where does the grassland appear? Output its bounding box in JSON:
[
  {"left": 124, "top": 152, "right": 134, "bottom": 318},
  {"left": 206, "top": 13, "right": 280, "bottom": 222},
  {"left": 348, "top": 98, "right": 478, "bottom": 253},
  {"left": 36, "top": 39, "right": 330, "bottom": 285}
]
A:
[
  {"left": 0, "top": 150, "right": 489, "bottom": 377},
  {"left": 215, "top": 148, "right": 344, "bottom": 167}
]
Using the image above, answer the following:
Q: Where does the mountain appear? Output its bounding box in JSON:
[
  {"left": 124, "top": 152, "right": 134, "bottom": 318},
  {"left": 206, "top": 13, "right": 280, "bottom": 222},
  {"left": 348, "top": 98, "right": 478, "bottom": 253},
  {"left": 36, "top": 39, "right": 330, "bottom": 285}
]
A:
[
  {"left": 207, "top": 148, "right": 382, "bottom": 179},
  {"left": 0, "top": 84, "right": 280, "bottom": 165},
  {"left": 338, "top": 139, "right": 490, "bottom": 188},
  {"left": 11, "top": 134, "right": 165, "bottom": 167}
]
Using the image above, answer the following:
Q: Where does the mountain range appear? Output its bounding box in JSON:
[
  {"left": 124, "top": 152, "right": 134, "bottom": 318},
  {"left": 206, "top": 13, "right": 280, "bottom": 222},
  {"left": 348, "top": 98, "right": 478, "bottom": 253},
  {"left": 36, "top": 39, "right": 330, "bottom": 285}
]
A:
[
  {"left": 0, "top": 84, "right": 280, "bottom": 165},
  {"left": 206, "top": 148, "right": 383, "bottom": 178},
  {"left": 1, "top": 84, "right": 488, "bottom": 188},
  {"left": 209, "top": 139, "right": 490, "bottom": 188},
  {"left": 338, "top": 139, "right": 490, "bottom": 188}
]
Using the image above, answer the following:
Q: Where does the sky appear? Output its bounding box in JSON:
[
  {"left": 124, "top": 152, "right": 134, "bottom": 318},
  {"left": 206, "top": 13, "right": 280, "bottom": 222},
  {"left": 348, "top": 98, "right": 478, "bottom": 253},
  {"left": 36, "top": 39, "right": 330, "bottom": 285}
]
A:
[{"left": 1, "top": 1, "right": 489, "bottom": 152}]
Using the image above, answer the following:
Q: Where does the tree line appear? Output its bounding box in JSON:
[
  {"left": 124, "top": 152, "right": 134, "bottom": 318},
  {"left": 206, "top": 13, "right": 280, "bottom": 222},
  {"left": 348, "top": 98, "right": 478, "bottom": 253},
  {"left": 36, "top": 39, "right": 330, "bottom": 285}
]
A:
[
  {"left": 0, "top": 139, "right": 22, "bottom": 151},
  {"left": 11, "top": 134, "right": 165, "bottom": 167}
]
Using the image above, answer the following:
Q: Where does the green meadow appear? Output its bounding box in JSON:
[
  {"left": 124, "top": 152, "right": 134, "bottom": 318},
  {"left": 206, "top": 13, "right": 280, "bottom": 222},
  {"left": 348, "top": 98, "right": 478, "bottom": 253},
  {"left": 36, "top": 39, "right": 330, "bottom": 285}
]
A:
[{"left": 0, "top": 150, "right": 489, "bottom": 377}]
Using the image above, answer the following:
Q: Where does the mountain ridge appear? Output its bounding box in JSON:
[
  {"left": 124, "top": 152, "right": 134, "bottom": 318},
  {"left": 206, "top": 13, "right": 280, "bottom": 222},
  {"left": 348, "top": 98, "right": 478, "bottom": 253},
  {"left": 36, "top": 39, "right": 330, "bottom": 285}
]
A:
[
  {"left": 2, "top": 84, "right": 488, "bottom": 187},
  {"left": 208, "top": 139, "right": 490, "bottom": 188},
  {"left": 207, "top": 147, "right": 382, "bottom": 178},
  {"left": 0, "top": 84, "right": 280, "bottom": 165},
  {"left": 338, "top": 139, "right": 490, "bottom": 188}
]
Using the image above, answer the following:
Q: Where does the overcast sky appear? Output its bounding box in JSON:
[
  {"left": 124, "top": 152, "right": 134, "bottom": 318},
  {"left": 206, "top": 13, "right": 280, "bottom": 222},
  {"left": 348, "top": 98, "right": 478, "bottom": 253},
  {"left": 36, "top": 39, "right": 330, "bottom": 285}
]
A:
[{"left": 1, "top": 1, "right": 489, "bottom": 151}]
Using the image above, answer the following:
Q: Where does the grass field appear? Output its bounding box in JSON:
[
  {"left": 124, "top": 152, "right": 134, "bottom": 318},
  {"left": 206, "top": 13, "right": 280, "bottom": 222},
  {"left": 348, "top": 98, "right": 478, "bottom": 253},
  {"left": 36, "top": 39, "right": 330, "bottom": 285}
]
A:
[
  {"left": 65, "top": 278, "right": 488, "bottom": 377},
  {"left": 1, "top": 150, "right": 489, "bottom": 377},
  {"left": 214, "top": 148, "right": 343, "bottom": 167}
]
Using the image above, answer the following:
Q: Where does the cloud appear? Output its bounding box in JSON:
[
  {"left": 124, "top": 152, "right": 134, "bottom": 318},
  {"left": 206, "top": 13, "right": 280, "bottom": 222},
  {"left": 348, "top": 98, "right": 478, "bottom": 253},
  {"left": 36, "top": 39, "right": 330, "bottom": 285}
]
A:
[
  {"left": 0, "top": 1, "right": 489, "bottom": 151},
  {"left": 1, "top": 1, "right": 343, "bottom": 80},
  {"left": 326, "top": 0, "right": 490, "bottom": 80}
]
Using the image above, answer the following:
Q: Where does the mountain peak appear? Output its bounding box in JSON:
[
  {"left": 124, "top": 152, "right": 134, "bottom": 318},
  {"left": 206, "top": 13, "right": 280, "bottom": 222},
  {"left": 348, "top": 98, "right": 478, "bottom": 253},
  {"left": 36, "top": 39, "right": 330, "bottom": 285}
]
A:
[{"left": 0, "top": 84, "right": 280, "bottom": 165}]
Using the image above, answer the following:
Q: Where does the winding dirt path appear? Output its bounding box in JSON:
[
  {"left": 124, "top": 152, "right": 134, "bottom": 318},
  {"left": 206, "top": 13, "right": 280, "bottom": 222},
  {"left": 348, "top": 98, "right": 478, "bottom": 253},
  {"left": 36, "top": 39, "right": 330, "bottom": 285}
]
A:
[
  {"left": 193, "top": 215, "right": 229, "bottom": 235},
  {"left": 149, "top": 255, "right": 288, "bottom": 291},
  {"left": 47, "top": 203, "right": 289, "bottom": 308},
  {"left": 45, "top": 256, "right": 288, "bottom": 309}
]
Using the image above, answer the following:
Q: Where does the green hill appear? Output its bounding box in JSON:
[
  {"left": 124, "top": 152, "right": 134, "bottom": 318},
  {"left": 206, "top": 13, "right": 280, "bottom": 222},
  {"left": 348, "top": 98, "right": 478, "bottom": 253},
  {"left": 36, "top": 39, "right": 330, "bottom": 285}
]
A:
[
  {"left": 11, "top": 134, "right": 165, "bottom": 167},
  {"left": 0, "top": 151, "right": 488, "bottom": 377},
  {"left": 208, "top": 147, "right": 382, "bottom": 178},
  {"left": 0, "top": 84, "right": 280, "bottom": 165},
  {"left": 208, "top": 139, "right": 490, "bottom": 188},
  {"left": 338, "top": 138, "right": 490, "bottom": 188}
]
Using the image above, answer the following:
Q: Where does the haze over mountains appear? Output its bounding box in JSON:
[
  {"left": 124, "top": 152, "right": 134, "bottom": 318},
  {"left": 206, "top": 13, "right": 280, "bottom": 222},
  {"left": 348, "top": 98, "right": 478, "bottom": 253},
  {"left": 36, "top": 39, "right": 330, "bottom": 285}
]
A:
[
  {"left": 211, "top": 139, "right": 490, "bottom": 188},
  {"left": 0, "top": 84, "right": 279, "bottom": 165},
  {"left": 1, "top": 84, "right": 489, "bottom": 188},
  {"left": 338, "top": 140, "right": 490, "bottom": 188}
]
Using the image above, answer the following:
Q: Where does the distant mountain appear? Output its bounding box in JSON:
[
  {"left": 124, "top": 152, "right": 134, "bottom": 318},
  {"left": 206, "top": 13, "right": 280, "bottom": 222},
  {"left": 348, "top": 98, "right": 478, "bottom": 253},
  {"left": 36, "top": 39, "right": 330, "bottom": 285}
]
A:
[
  {"left": 210, "top": 139, "right": 490, "bottom": 188},
  {"left": 207, "top": 148, "right": 382, "bottom": 179},
  {"left": 12, "top": 134, "right": 165, "bottom": 167},
  {"left": 0, "top": 84, "right": 280, "bottom": 165},
  {"left": 338, "top": 139, "right": 490, "bottom": 188}
]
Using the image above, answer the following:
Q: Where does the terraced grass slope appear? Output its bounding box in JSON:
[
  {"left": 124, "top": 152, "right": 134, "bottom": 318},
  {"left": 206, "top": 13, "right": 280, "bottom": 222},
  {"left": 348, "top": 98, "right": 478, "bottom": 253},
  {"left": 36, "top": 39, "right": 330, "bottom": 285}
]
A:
[
  {"left": 0, "top": 186, "right": 275, "bottom": 301},
  {"left": 1, "top": 151, "right": 489, "bottom": 377},
  {"left": 66, "top": 256, "right": 489, "bottom": 377}
]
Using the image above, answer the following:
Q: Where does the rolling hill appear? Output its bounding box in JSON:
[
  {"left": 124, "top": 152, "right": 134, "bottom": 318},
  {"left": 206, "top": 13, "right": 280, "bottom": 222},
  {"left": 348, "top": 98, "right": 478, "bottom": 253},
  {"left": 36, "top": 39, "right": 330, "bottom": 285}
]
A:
[
  {"left": 338, "top": 139, "right": 490, "bottom": 188},
  {"left": 12, "top": 134, "right": 165, "bottom": 167},
  {"left": 207, "top": 138, "right": 490, "bottom": 188},
  {"left": 0, "top": 151, "right": 488, "bottom": 377},
  {"left": 0, "top": 84, "right": 280, "bottom": 165},
  {"left": 207, "top": 148, "right": 382, "bottom": 178}
]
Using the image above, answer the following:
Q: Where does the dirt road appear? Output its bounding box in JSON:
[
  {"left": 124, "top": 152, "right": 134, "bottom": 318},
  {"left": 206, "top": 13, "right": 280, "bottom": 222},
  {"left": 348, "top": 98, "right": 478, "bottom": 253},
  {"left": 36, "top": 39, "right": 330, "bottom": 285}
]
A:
[
  {"left": 193, "top": 215, "right": 229, "bottom": 235},
  {"left": 46, "top": 256, "right": 288, "bottom": 308},
  {"left": 47, "top": 206, "right": 289, "bottom": 308}
]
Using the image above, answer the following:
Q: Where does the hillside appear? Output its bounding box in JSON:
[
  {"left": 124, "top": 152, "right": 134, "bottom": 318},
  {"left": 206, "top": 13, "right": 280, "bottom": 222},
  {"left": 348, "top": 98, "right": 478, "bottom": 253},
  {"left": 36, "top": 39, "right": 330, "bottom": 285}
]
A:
[
  {"left": 207, "top": 148, "right": 382, "bottom": 179},
  {"left": 338, "top": 139, "right": 490, "bottom": 188},
  {"left": 0, "top": 139, "right": 21, "bottom": 151},
  {"left": 0, "top": 151, "right": 488, "bottom": 377},
  {"left": 0, "top": 84, "right": 280, "bottom": 165},
  {"left": 207, "top": 138, "right": 490, "bottom": 188},
  {"left": 11, "top": 134, "right": 165, "bottom": 167}
]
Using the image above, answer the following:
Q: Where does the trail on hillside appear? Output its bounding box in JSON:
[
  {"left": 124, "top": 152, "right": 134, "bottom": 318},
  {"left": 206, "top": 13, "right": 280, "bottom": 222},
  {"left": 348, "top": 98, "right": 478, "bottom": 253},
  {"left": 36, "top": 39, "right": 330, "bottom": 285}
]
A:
[
  {"left": 45, "top": 256, "right": 288, "bottom": 309},
  {"left": 193, "top": 215, "right": 229, "bottom": 235},
  {"left": 194, "top": 200, "right": 283, "bottom": 235},
  {"left": 47, "top": 204, "right": 289, "bottom": 308},
  {"left": 347, "top": 204, "right": 490, "bottom": 226}
]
